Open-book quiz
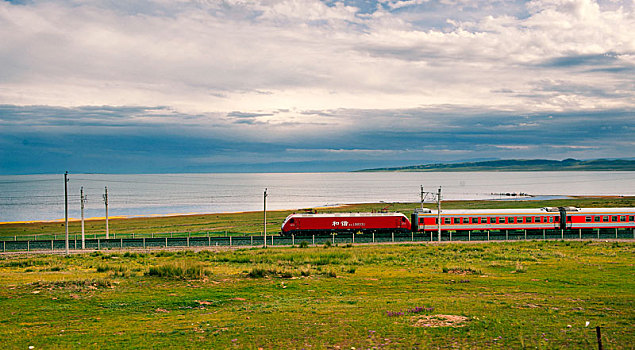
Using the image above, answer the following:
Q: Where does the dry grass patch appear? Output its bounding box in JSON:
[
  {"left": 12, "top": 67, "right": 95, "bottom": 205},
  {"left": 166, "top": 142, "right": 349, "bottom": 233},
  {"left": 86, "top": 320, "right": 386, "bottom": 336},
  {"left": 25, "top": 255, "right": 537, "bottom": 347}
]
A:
[{"left": 412, "top": 314, "right": 469, "bottom": 328}]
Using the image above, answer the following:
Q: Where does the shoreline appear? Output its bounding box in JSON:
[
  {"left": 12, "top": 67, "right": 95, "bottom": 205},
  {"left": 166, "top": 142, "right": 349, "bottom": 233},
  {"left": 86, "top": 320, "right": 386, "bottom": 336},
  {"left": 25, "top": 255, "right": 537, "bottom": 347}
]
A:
[{"left": 1, "top": 195, "right": 632, "bottom": 225}]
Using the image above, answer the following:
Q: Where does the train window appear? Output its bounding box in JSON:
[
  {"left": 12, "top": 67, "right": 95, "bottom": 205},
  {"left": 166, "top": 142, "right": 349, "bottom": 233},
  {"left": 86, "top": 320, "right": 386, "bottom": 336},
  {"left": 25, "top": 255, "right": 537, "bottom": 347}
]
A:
[
  {"left": 527, "top": 217, "right": 533, "bottom": 223},
  {"left": 499, "top": 217, "right": 504, "bottom": 223},
  {"left": 555, "top": 216, "right": 559, "bottom": 222},
  {"left": 602, "top": 216, "right": 608, "bottom": 222},
  {"left": 620, "top": 216, "right": 626, "bottom": 222},
  {"left": 289, "top": 219, "right": 294, "bottom": 224},
  {"left": 471, "top": 218, "right": 478, "bottom": 224},
  {"left": 630, "top": 216, "right": 634, "bottom": 222},
  {"left": 517, "top": 217, "right": 522, "bottom": 223},
  {"left": 482, "top": 218, "right": 487, "bottom": 223},
  {"left": 612, "top": 216, "right": 618, "bottom": 222},
  {"left": 453, "top": 218, "right": 460, "bottom": 224},
  {"left": 585, "top": 216, "right": 592, "bottom": 222},
  {"left": 567, "top": 216, "right": 571, "bottom": 222},
  {"left": 463, "top": 218, "right": 469, "bottom": 224},
  {"left": 594, "top": 216, "right": 600, "bottom": 222},
  {"left": 435, "top": 218, "right": 438, "bottom": 224},
  {"left": 420, "top": 218, "right": 424, "bottom": 224},
  {"left": 444, "top": 218, "right": 451, "bottom": 224},
  {"left": 536, "top": 217, "right": 541, "bottom": 223},
  {"left": 549, "top": 217, "right": 554, "bottom": 223}
]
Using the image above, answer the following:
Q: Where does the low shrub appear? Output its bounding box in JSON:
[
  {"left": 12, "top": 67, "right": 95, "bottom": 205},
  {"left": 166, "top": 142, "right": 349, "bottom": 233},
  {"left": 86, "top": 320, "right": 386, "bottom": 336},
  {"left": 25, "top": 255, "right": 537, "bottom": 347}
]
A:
[
  {"left": 442, "top": 266, "right": 481, "bottom": 275},
  {"left": 146, "top": 262, "right": 212, "bottom": 280}
]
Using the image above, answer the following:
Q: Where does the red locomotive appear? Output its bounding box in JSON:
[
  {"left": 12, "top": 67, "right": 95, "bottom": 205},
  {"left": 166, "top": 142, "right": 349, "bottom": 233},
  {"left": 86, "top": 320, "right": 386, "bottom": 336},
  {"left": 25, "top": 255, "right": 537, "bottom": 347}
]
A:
[
  {"left": 280, "top": 207, "right": 635, "bottom": 235},
  {"left": 280, "top": 212, "right": 411, "bottom": 236}
]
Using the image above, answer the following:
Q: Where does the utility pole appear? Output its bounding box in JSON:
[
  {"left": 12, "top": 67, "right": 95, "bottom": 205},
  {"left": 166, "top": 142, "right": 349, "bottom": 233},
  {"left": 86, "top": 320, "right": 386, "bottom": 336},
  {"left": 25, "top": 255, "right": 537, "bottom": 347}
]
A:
[
  {"left": 263, "top": 188, "right": 267, "bottom": 247},
  {"left": 80, "top": 187, "right": 86, "bottom": 249},
  {"left": 420, "top": 185, "right": 424, "bottom": 209},
  {"left": 103, "top": 186, "right": 109, "bottom": 239},
  {"left": 64, "top": 171, "right": 69, "bottom": 255},
  {"left": 437, "top": 187, "right": 442, "bottom": 242}
]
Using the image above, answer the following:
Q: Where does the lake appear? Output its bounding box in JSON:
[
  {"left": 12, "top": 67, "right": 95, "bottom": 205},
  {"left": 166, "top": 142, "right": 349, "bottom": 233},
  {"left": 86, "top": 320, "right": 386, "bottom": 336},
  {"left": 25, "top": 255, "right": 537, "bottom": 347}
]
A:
[{"left": 1, "top": 172, "right": 634, "bottom": 222}]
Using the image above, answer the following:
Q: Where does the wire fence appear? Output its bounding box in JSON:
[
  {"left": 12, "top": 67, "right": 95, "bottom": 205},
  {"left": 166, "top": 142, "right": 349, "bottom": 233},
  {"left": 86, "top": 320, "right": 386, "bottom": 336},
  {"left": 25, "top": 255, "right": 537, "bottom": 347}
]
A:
[{"left": 1, "top": 228, "right": 634, "bottom": 253}]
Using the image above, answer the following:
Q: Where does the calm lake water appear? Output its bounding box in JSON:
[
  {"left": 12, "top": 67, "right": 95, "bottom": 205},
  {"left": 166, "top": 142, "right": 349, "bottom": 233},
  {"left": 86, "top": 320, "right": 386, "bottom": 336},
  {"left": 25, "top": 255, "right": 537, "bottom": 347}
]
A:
[{"left": 1, "top": 172, "right": 634, "bottom": 222}]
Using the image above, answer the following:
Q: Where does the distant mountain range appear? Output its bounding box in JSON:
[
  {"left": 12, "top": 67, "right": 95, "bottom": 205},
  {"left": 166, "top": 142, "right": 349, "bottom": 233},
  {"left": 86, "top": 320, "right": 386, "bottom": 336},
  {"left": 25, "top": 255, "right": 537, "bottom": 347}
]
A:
[{"left": 356, "top": 158, "right": 635, "bottom": 172}]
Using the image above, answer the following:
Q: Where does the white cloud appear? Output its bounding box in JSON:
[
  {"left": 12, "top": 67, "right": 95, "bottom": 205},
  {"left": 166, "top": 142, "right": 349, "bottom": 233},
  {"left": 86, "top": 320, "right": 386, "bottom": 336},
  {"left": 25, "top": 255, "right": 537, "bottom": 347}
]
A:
[{"left": 0, "top": 0, "right": 632, "bottom": 123}]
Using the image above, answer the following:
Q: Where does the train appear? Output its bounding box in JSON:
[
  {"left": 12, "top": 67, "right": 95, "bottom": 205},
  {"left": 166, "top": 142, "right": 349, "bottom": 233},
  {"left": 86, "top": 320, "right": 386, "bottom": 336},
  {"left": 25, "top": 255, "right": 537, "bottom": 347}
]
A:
[{"left": 280, "top": 207, "right": 635, "bottom": 236}]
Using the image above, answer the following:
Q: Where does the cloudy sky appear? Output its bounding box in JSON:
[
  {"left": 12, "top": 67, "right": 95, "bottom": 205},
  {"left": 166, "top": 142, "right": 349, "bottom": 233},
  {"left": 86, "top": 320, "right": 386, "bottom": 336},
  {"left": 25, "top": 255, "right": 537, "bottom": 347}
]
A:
[{"left": 0, "top": 0, "right": 633, "bottom": 174}]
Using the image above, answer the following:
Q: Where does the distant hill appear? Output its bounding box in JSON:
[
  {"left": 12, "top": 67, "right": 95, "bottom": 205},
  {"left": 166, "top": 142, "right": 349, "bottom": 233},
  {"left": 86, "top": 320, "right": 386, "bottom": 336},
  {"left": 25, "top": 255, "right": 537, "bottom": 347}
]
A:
[{"left": 356, "top": 159, "right": 635, "bottom": 172}]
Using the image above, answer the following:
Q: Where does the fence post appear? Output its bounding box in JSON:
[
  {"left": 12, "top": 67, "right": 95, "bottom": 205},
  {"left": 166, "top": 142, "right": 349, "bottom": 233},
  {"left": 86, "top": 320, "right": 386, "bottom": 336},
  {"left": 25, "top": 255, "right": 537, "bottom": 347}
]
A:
[
  {"left": 98, "top": 238, "right": 100, "bottom": 250},
  {"left": 312, "top": 234, "right": 315, "bottom": 246},
  {"left": 74, "top": 238, "right": 77, "bottom": 250},
  {"left": 27, "top": 240, "right": 30, "bottom": 252},
  {"left": 229, "top": 236, "right": 232, "bottom": 247},
  {"left": 353, "top": 233, "right": 355, "bottom": 244},
  {"left": 272, "top": 235, "right": 274, "bottom": 246},
  {"left": 430, "top": 231, "right": 432, "bottom": 242},
  {"left": 506, "top": 230, "right": 508, "bottom": 241},
  {"left": 468, "top": 230, "right": 471, "bottom": 241},
  {"left": 250, "top": 236, "right": 253, "bottom": 246},
  {"left": 561, "top": 229, "right": 564, "bottom": 240},
  {"left": 543, "top": 229, "right": 545, "bottom": 240},
  {"left": 143, "top": 237, "right": 146, "bottom": 249},
  {"left": 120, "top": 238, "right": 123, "bottom": 249},
  {"left": 391, "top": 232, "right": 394, "bottom": 242},
  {"left": 209, "top": 236, "right": 212, "bottom": 246},
  {"left": 187, "top": 236, "right": 190, "bottom": 247},
  {"left": 487, "top": 230, "right": 490, "bottom": 241},
  {"left": 292, "top": 234, "right": 295, "bottom": 246},
  {"left": 524, "top": 229, "right": 527, "bottom": 240},
  {"left": 615, "top": 228, "right": 618, "bottom": 239},
  {"left": 411, "top": 231, "right": 413, "bottom": 242},
  {"left": 597, "top": 228, "right": 599, "bottom": 239},
  {"left": 373, "top": 232, "right": 375, "bottom": 243},
  {"left": 152, "top": 233, "right": 154, "bottom": 238},
  {"left": 332, "top": 234, "right": 335, "bottom": 245},
  {"left": 450, "top": 231, "right": 452, "bottom": 242},
  {"left": 3, "top": 240, "right": 5, "bottom": 252},
  {"left": 579, "top": 228, "right": 582, "bottom": 240},
  {"left": 51, "top": 240, "right": 54, "bottom": 251}
]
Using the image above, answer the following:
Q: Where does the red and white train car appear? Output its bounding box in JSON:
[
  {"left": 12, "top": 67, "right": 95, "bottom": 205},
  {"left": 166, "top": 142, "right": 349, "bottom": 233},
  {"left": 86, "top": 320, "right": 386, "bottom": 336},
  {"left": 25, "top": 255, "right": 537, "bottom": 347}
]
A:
[
  {"left": 566, "top": 208, "right": 635, "bottom": 230},
  {"left": 281, "top": 212, "right": 411, "bottom": 236},
  {"left": 411, "top": 207, "right": 635, "bottom": 232}
]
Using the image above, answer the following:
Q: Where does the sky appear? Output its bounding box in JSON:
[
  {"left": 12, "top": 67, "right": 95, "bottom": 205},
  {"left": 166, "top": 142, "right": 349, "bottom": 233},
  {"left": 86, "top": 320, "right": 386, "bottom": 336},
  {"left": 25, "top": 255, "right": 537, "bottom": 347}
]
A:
[{"left": 0, "top": 0, "right": 633, "bottom": 174}]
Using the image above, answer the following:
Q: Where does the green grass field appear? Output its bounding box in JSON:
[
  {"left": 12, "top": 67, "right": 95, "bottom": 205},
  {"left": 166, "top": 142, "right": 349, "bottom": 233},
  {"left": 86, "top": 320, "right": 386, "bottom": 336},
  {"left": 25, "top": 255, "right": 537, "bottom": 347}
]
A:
[
  {"left": 2, "top": 196, "right": 634, "bottom": 240},
  {"left": 1, "top": 241, "right": 633, "bottom": 349}
]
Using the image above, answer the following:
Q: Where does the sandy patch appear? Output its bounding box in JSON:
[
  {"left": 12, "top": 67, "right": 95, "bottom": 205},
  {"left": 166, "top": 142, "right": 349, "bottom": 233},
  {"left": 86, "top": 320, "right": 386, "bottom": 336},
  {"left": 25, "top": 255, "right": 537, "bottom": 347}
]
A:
[{"left": 412, "top": 314, "right": 469, "bottom": 328}]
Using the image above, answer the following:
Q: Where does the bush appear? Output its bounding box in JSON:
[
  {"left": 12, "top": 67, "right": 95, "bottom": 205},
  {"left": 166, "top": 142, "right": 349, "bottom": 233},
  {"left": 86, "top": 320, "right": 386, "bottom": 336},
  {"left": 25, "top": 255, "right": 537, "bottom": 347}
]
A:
[
  {"left": 324, "top": 240, "right": 332, "bottom": 248},
  {"left": 299, "top": 241, "right": 309, "bottom": 248},
  {"left": 442, "top": 266, "right": 481, "bottom": 275},
  {"left": 146, "top": 262, "right": 212, "bottom": 280}
]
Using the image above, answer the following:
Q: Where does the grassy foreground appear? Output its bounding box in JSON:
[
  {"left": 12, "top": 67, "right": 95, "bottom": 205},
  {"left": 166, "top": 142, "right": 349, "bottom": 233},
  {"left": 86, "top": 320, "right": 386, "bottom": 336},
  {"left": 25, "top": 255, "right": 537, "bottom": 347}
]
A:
[
  {"left": 2, "top": 196, "right": 634, "bottom": 239},
  {"left": 1, "top": 241, "right": 633, "bottom": 349}
]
